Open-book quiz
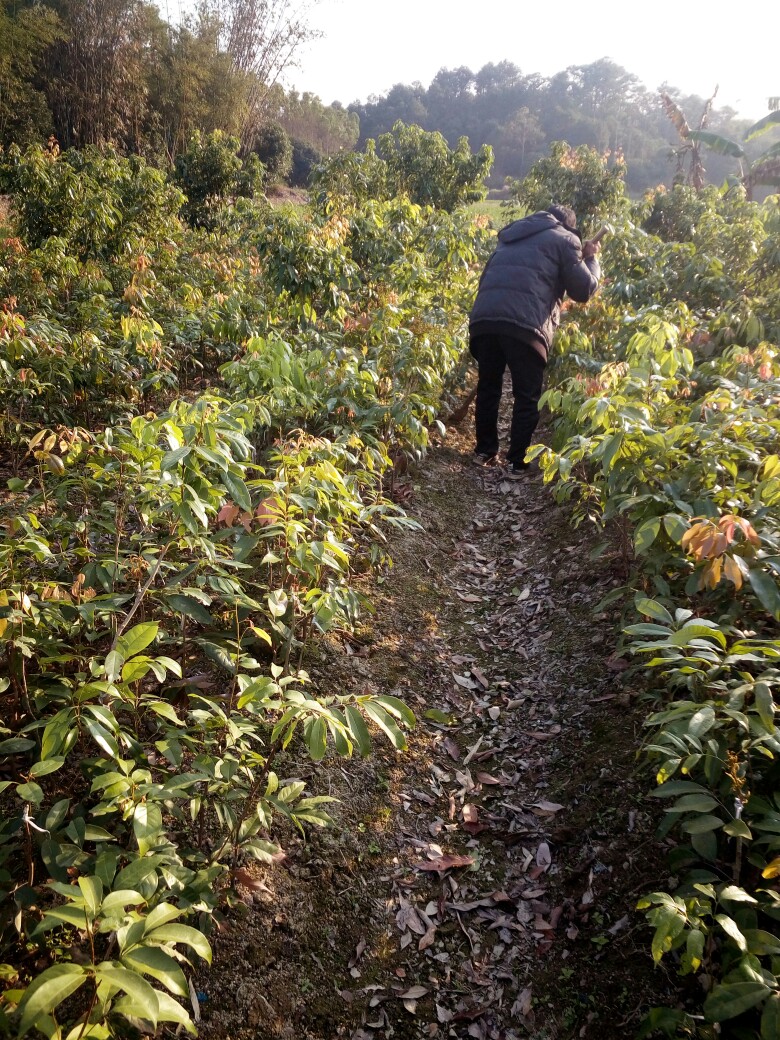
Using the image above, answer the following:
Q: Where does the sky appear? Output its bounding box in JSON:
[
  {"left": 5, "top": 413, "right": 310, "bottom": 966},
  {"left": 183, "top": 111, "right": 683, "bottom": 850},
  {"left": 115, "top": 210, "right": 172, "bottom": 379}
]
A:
[{"left": 276, "top": 0, "right": 777, "bottom": 121}]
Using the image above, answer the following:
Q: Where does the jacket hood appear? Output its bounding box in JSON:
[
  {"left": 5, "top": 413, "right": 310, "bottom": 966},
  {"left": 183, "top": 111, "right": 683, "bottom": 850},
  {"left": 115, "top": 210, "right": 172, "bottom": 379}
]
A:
[{"left": 498, "top": 211, "right": 582, "bottom": 244}]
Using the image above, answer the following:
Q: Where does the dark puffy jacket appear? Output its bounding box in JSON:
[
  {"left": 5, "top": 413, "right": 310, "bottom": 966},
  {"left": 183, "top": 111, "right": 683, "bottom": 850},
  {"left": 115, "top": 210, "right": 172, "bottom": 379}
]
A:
[{"left": 469, "top": 211, "right": 600, "bottom": 350}]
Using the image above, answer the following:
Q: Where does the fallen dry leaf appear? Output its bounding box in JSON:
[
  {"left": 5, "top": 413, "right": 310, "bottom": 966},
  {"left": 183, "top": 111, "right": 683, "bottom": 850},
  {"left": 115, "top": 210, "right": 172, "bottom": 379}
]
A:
[
  {"left": 233, "top": 868, "right": 270, "bottom": 893},
  {"left": 512, "top": 986, "right": 533, "bottom": 1021},
  {"left": 535, "top": 842, "right": 552, "bottom": 869},
  {"left": 462, "top": 804, "right": 479, "bottom": 825},
  {"left": 398, "top": 986, "right": 429, "bottom": 1000},
  {"left": 418, "top": 925, "right": 437, "bottom": 951},
  {"left": 413, "top": 854, "right": 474, "bottom": 874},
  {"left": 442, "top": 736, "right": 461, "bottom": 761},
  {"left": 470, "top": 666, "right": 489, "bottom": 687},
  {"left": 530, "top": 800, "right": 564, "bottom": 813},
  {"left": 396, "top": 901, "right": 426, "bottom": 935},
  {"left": 348, "top": 939, "right": 366, "bottom": 969},
  {"left": 605, "top": 654, "right": 629, "bottom": 672}
]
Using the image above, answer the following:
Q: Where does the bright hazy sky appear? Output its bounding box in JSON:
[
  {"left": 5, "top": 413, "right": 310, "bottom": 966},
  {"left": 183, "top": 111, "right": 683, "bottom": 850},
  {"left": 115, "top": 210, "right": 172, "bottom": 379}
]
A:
[{"left": 277, "top": 0, "right": 776, "bottom": 121}]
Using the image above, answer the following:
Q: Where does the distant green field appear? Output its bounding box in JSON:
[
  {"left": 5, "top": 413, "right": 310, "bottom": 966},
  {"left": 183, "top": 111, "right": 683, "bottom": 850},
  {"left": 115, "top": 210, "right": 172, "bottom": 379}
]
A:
[{"left": 464, "top": 197, "right": 521, "bottom": 226}]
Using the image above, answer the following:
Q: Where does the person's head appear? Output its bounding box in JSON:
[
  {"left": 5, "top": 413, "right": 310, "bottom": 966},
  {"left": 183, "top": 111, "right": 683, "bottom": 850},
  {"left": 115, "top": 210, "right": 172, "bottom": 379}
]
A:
[{"left": 547, "top": 205, "right": 577, "bottom": 230}]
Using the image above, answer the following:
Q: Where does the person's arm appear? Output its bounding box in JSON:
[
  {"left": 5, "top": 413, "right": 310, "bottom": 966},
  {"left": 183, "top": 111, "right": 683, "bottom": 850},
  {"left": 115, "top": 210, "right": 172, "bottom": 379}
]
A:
[{"left": 562, "top": 237, "right": 601, "bottom": 302}]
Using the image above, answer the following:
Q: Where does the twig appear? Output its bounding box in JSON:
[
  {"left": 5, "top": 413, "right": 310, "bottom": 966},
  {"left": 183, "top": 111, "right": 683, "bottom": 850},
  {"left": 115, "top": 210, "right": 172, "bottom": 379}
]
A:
[
  {"left": 454, "top": 909, "right": 475, "bottom": 953},
  {"left": 111, "top": 542, "right": 171, "bottom": 649}
]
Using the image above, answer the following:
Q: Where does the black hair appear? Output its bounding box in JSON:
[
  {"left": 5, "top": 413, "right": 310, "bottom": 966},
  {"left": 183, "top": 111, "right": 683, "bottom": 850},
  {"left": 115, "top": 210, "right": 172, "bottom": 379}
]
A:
[{"left": 547, "top": 205, "right": 577, "bottom": 229}]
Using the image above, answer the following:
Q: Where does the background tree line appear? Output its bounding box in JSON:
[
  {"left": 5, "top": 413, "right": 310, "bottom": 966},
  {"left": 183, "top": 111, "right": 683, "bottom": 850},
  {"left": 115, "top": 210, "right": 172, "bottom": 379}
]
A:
[
  {"left": 0, "top": 1, "right": 773, "bottom": 195},
  {"left": 350, "top": 58, "right": 762, "bottom": 193}
]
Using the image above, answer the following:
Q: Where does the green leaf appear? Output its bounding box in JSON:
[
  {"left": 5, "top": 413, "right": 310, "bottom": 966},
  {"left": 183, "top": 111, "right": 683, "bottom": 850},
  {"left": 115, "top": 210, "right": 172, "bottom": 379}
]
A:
[
  {"left": 373, "top": 695, "right": 416, "bottom": 728},
  {"left": 423, "top": 708, "right": 454, "bottom": 725},
  {"left": 672, "top": 623, "right": 727, "bottom": 648},
  {"left": 154, "top": 991, "right": 197, "bottom": 1034},
  {"left": 17, "top": 963, "right": 87, "bottom": 1036},
  {"left": 83, "top": 717, "right": 119, "bottom": 759},
  {"left": 634, "top": 598, "right": 673, "bottom": 625},
  {"left": 193, "top": 444, "right": 228, "bottom": 470},
  {"left": 161, "top": 446, "right": 191, "bottom": 471},
  {"left": 744, "top": 929, "right": 780, "bottom": 956},
  {"left": 762, "top": 994, "right": 780, "bottom": 1040},
  {"left": 649, "top": 780, "right": 710, "bottom": 797},
  {"left": 650, "top": 905, "right": 685, "bottom": 962},
  {"left": 688, "top": 706, "right": 716, "bottom": 738},
  {"left": 0, "top": 737, "right": 36, "bottom": 754},
  {"left": 116, "top": 622, "right": 159, "bottom": 661},
  {"left": 715, "top": 913, "right": 747, "bottom": 951},
  {"left": 362, "top": 702, "right": 407, "bottom": 750},
  {"left": 663, "top": 513, "right": 689, "bottom": 544},
  {"left": 78, "top": 875, "right": 103, "bottom": 916},
  {"left": 198, "top": 639, "right": 238, "bottom": 674},
  {"left": 223, "top": 470, "right": 252, "bottom": 512},
  {"left": 754, "top": 682, "right": 776, "bottom": 731},
  {"left": 703, "top": 981, "right": 770, "bottom": 1022},
  {"left": 16, "top": 781, "right": 44, "bottom": 805},
  {"left": 45, "top": 798, "right": 71, "bottom": 832},
  {"left": 723, "top": 818, "right": 752, "bottom": 839},
  {"left": 164, "top": 594, "right": 213, "bottom": 626},
  {"left": 688, "top": 129, "right": 745, "bottom": 158},
  {"left": 115, "top": 856, "right": 161, "bottom": 894},
  {"left": 719, "top": 885, "right": 758, "bottom": 904},
  {"left": 747, "top": 567, "right": 780, "bottom": 619},
  {"left": 145, "top": 924, "right": 212, "bottom": 964},
  {"left": 691, "top": 829, "right": 718, "bottom": 861},
  {"left": 682, "top": 814, "right": 723, "bottom": 834},
  {"left": 304, "top": 717, "right": 328, "bottom": 762},
  {"left": 121, "top": 946, "right": 188, "bottom": 997},
  {"left": 245, "top": 838, "right": 282, "bottom": 863},
  {"left": 101, "top": 890, "right": 145, "bottom": 914},
  {"left": 142, "top": 903, "right": 181, "bottom": 933},
  {"left": 146, "top": 701, "right": 184, "bottom": 726},
  {"left": 345, "top": 705, "right": 371, "bottom": 756},
  {"left": 634, "top": 517, "right": 661, "bottom": 555},
  {"left": 276, "top": 781, "right": 306, "bottom": 806},
  {"left": 637, "top": 1008, "right": 689, "bottom": 1039},
  {"left": 104, "top": 649, "right": 124, "bottom": 683},
  {"left": 745, "top": 110, "right": 780, "bottom": 140},
  {"left": 94, "top": 963, "right": 159, "bottom": 1025},
  {"left": 44, "top": 905, "right": 90, "bottom": 928},
  {"left": 29, "top": 758, "right": 65, "bottom": 778},
  {"left": 133, "top": 803, "right": 163, "bottom": 854},
  {"left": 122, "top": 658, "right": 152, "bottom": 683},
  {"left": 667, "top": 794, "right": 720, "bottom": 813},
  {"left": 267, "top": 589, "right": 289, "bottom": 618}
]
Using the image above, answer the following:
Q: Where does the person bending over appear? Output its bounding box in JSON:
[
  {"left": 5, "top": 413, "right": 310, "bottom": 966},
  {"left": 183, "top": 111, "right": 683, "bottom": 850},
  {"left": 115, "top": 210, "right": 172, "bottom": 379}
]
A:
[{"left": 468, "top": 204, "right": 601, "bottom": 476}]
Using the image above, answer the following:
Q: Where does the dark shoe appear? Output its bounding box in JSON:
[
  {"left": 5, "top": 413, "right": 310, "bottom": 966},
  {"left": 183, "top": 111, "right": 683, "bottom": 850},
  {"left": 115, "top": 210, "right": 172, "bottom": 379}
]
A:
[
  {"left": 472, "top": 452, "right": 498, "bottom": 467},
  {"left": 504, "top": 462, "right": 529, "bottom": 480}
]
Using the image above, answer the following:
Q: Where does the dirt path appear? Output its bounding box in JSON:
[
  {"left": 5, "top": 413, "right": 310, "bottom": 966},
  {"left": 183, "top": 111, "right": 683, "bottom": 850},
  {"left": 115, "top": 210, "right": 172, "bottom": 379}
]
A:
[{"left": 195, "top": 413, "right": 678, "bottom": 1040}]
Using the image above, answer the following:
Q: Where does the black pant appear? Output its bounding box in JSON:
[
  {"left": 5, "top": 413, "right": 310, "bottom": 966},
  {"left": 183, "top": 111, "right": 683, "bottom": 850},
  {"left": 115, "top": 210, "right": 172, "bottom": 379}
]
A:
[{"left": 471, "top": 334, "right": 546, "bottom": 465}]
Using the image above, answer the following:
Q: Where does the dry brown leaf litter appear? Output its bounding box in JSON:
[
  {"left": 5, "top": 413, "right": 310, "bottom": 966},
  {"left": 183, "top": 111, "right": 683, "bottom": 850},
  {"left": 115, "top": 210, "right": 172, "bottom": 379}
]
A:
[{"left": 194, "top": 410, "right": 677, "bottom": 1040}]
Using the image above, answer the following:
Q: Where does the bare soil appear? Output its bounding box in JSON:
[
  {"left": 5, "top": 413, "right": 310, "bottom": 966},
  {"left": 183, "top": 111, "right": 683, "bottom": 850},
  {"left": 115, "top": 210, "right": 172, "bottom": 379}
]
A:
[
  {"left": 266, "top": 186, "right": 309, "bottom": 207},
  {"left": 193, "top": 399, "right": 680, "bottom": 1040}
]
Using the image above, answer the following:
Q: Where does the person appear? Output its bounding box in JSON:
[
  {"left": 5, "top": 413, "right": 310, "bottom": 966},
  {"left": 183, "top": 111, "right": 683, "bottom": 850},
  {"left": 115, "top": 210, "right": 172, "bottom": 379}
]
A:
[{"left": 468, "top": 204, "right": 601, "bottom": 477}]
